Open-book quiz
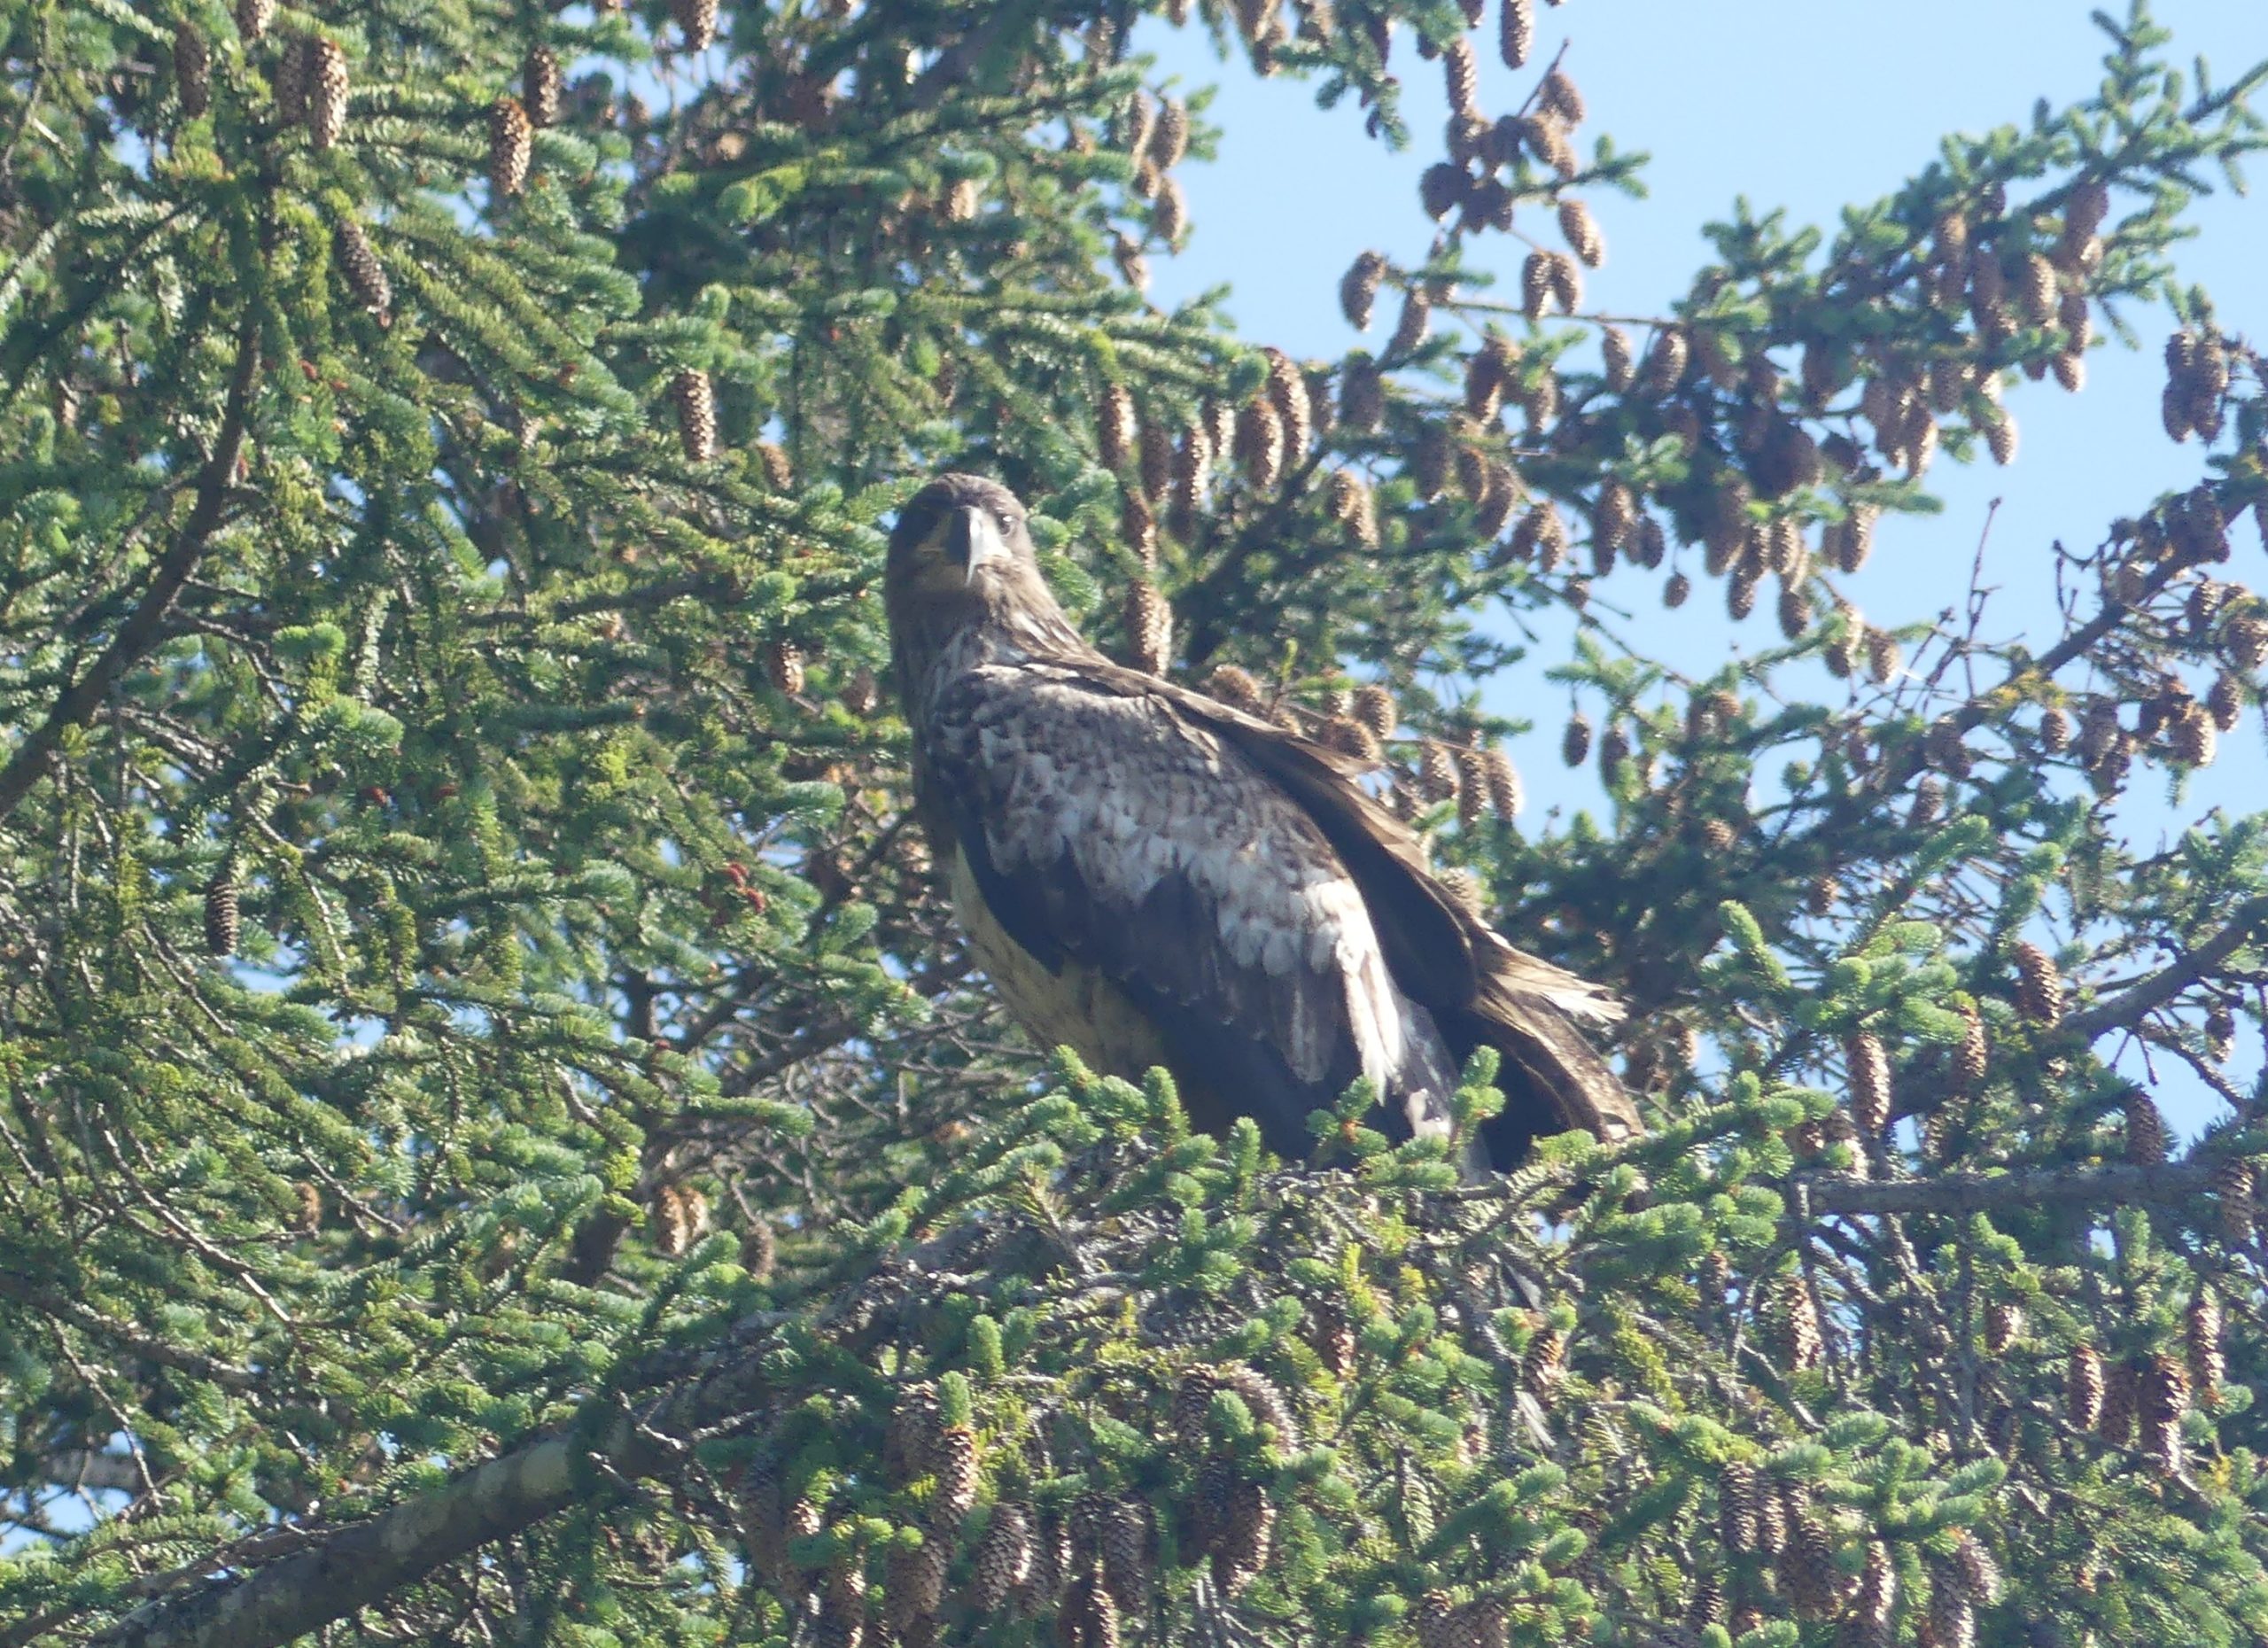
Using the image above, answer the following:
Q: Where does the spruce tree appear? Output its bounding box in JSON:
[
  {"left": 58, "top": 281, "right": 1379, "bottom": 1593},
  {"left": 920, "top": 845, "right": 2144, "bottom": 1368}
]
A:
[{"left": 3, "top": 4, "right": 2266, "bottom": 1646}]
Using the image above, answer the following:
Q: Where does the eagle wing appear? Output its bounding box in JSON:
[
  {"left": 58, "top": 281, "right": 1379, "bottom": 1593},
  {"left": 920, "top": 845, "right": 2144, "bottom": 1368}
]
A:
[
  {"left": 1135, "top": 667, "right": 1642, "bottom": 1154},
  {"left": 925, "top": 652, "right": 1639, "bottom": 1162},
  {"left": 924, "top": 658, "right": 1459, "bottom": 1157}
]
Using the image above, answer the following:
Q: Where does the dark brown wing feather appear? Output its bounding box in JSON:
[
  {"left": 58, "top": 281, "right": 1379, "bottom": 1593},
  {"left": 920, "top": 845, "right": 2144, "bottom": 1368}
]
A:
[
  {"left": 1087, "top": 662, "right": 1643, "bottom": 1157},
  {"left": 920, "top": 660, "right": 1419, "bottom": 1158}
]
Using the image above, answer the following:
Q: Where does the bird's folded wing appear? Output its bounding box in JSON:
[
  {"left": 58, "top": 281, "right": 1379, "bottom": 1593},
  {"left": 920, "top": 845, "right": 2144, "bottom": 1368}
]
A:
[
  {"left": 1072, "top": 661, "right": 1640, "bottom": 1146},
  {"left": 928, "top": 666, "right": 1394, "bottom": 1153}
]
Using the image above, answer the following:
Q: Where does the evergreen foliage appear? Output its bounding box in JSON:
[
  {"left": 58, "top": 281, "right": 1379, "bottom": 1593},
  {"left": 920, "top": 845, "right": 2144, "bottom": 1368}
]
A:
[{"left": 3, "top": 2, "right": 2267, "bottom": 1644}]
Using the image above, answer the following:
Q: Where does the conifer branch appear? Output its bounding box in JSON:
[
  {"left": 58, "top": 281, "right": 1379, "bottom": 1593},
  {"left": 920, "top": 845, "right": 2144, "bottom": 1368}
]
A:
[
  {"left": 2062, "top": 894, "right": 2268, "bottom": 1038},
  {"left": 1804, "top": 1158, "right": 2216, "bottom": 1220},
  {"left": 0, "top": 323, "right": 260, "bottom": 828},
  {"left": 89, "top": 1427, "right": 611, "bottom": 1648}
]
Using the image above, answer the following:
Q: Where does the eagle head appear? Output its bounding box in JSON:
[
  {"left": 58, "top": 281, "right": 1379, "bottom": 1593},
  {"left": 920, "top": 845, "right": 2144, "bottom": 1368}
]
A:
[
  {"left": 885, "top": 474, "right": 1086, "bottom": 706},
  {"left": 887, "top": 472, "right": 1036, "bottom": 593}
]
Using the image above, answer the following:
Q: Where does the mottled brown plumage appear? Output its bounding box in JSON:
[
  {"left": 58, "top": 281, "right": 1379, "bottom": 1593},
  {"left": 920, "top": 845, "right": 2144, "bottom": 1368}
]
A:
[{"left": 884, "top": 473, "right": 1636, "bottom": 1167}]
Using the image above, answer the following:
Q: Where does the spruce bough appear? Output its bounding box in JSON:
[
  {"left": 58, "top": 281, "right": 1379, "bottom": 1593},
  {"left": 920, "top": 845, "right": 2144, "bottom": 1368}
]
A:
[{"left": 3, "top": 4, "right": 2266, "bottom": 1646}]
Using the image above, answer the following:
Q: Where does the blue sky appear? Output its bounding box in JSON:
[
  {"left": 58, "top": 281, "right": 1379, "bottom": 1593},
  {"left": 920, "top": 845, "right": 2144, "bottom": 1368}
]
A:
[{"left": 1135, "top": 2, "right": 2267, "bottom": 1128}]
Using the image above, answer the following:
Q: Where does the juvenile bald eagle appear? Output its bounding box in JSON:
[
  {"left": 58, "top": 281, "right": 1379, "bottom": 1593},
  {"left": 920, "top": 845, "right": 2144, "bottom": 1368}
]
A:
[{"left": 885, "top": 473, "right": 1638, "bottom": 1169}]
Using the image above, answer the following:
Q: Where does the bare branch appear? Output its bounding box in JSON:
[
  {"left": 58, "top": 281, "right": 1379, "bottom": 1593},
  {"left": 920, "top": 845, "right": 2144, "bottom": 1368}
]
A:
[
  {"left": 2063, "top": 894, "right": 2268, "bottom": 1040},
  {"left": 1804, "top": 1158, "right": 2216, "bottom": 1220}
]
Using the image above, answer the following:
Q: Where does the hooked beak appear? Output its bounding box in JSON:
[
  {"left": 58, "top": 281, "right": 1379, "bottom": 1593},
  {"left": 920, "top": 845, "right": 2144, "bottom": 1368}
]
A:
[{"left": 945, "top": 506, "right": 1011, "bottom": 585}]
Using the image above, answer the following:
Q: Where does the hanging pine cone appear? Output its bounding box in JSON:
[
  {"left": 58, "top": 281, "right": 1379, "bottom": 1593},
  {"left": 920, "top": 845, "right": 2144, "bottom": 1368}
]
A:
[
  {"left": 652, "top": 1181, "right": 708, "bottom": 1255},
  {"left": 815, "top": 1558, "right": 866, "bottom": 1648},
  {"left": 2208, "top": 669, "right": 2244, "bottom": 732},
  {"left": 1232, "top": 397, "right": 1283, "bottom": 490},
  {"left": 1441, "top": 35, "right": 1480, "bottom": 115},
  {"left": 930, "top": 1426, "right": 979, "bottom": 1528},
  {"left": 1096, "top": 1498, "right": 1151, "bottom": 1613},
  {"left": 2225, "top": 609, "right": 2268, "bottom": 673},
  {"left": 175, "top": 21, "right": 211, "bottom": 118},
  {"left": 2035, "top": 704, "right": 2072, "bottom": 754},
  {"left": 672, "top": 0, "right": 719, "bottom": 51},
  {"left": 1339, "top": 354, "right": 1385, "bottom": 431},
  {"left": 1021, "top": 1509, "right": 1072, "bottom": 1610},
  {"left": 884, "top": 1538, "right": 947, "bottom": 1632},
  {"left": 1928, "top": 1568, "right": 1977, "bottom": 1648},
  {"left": 1435, "top": 867, "right": 1486, "bottom": 915},
  {"left": 1351, "top": 684, "right": 1397, "bottom": 742},
  {"left": 2214, "top": 1156, "right": 2256, "bottom": 1246},
  {"left": 1413, "top": 1591, "right": 1460, "bottom": 1648},
  {"left": 1305, "top": 1297, "right": 1356, "bottom": 1373},
  {"left": 489, "top": 94, "right": 533, "bottom": 196},
  {"left": 1124, "top": 579, "right": 1172, "bottom": 676},
  {"left": 1220, "top": 1363, "right": 1303, "bottom": 1452},
  {"left": 757, "top": 441, "right": 794, "bottom": 491},
  {"left": 1211, "top": 1475, "right": 1273, "bottom": 1594},
  {"left": 1751, "top": 1477, "right": 1788, "bottom": 1556},
  {"left": 670, "top": 368, "right": 716, "bottom": 463},
  {"left": 1851, "top": 1542, "right": 1897, "bottom": 1648},
  {"left": 1340, "top": 250, "right": 1386, "bottom": 330},
  {"left": 2186, "top": 1289, "right": 2224, "bottom": 1397},
  {"left": 237, "top": 0, "right": 273, "bottom": 40},
  {"left": 1481, "top": 747, "right": 1521, "bottom": 819},
  {"left": 1664, "top": 570, "right": 1691, "bottom": 607},
  {"left": 1984, "top": 1300, "right": 2023, "bottom": 1355},
  {"left": 2065, "top": 1344, "right": 2103, "bottom": 1430},
  {"left": 2123, "top": 1089, "right": 2167, "bottom": 1166},
  {"left": 1149, "top": 97, "right": 1190, "bottom": 169},
  {"left": 2012, "top": 941, "right": 2062, "bottom": 1025},
  {"left": 307, "top": 37, "right": 349, "bottom": 148},
  {"left": 1386, "top": 284, "right": 1433, "bottom": 359},
  {"left": 1170, "top": 1366, "right": 1220, "bottom": 1445},
  {"left": 2099, "top": 1357, "right": 2138, "bottom": 1445},
  {"left": 741, "top": 1217, "right": 776, "bottom": 1281},
  {"left": 524, "top": 43, "right": 563, "bottom": 127},
  {"left": 1778, "top": 1273, "right": 1824, "bottom": 1369},
  {"left": 1520, "top": 251, "right": 1557, "bottom": 320},
  {"left": 1317, "top": 716, "right": 1379, "bottom": 762},
  {"left": 1098, "top": 385, "right": 1138, "bottom": 471},
  {"left": 1205, "top": 665, "right": 1265, "bottom": 715},
  {"left": 2168, "top": 699, "right": 2217, "bottom": 766},
  {"left": 1781, "top": 1512, "right": 1842, "bottom": 1619},
  {"left": 1263, "top": 348, "right": 1312, "bottom": 458},
  {"left": 334, "top": 221, "right": 392, "bottom": 322},
  {"left": 1455, "top": 746, "right": 1488, "bottom": 830},
  {"left": 1326, "top": 468, "right": 1378, "bottom": 548},
  {"left": 1170, "top": 423, "right": 1214, "bottom": 537},
  {"left": 736, "top": 1458, "right": 796, "bottom": 1589},
  {"left": 884, "top": 1385, "right": 942, "bottom": 1481},
  {"left": 1846, "top": 1032, "right": 1891, "bottom": 1137},
  {"left": 1727, "top": 566, "right": 1760, "bottom": 621},
  {"left": 1954, "top": 1007, "right": 1988, "bottom": 1092},
  {"left": 1946, "top": 1532, "right": 2000, "bottom": 1605},
  {"left": 1558, "top": 196, "right": 1605, "bottom": 267},
  {"left": 2139, "top": 1352, "right": 2188, "bottom": 1469},
  {"left": 1415, "top": 740, "right": 1459, "bottom": 805},
  {"left": 1718, "top": 1462, "right": 1761, "bottom": 1551},
  {"left": 1561, "top": 710, "right": 1592, "bottom": 766},
  {"left": 268, "top": 41, "right": 311, "bottom": 126},
  {"left": 839, "top": 669, "right": 879, "bottom": 717},
  {"left": 203, "top": 870, "right": 241, "bottom": 958},
  {"left": 967, "top": 1505, "right": 1033, "bottom": 1613},
  {"left": 1524, "top": 112, "right": 1578, "bottom": 176}
]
